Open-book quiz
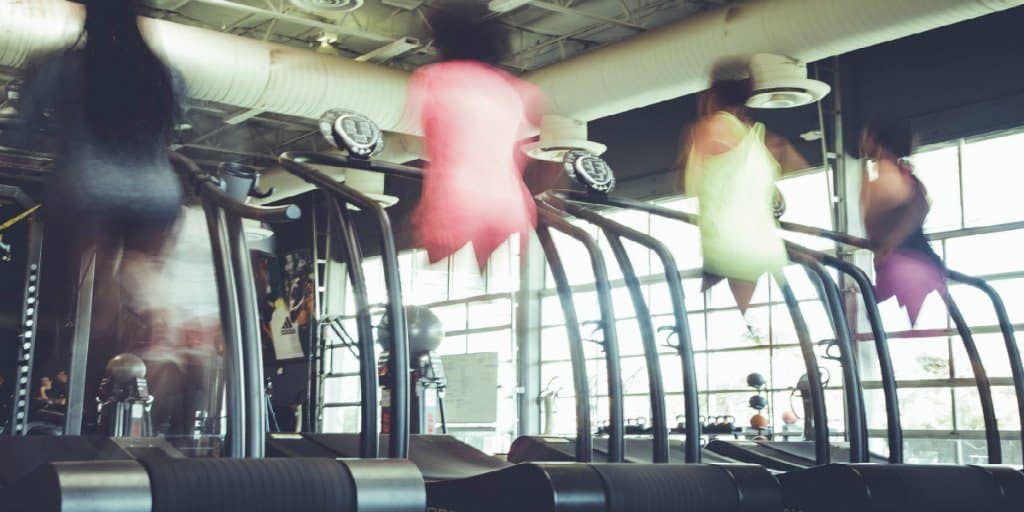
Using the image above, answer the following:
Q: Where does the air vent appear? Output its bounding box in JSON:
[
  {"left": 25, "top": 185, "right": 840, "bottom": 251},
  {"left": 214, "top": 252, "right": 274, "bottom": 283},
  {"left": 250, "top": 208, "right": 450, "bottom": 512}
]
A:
[{"left": 746, "top": 54, "right": 829, "bottom": 109}]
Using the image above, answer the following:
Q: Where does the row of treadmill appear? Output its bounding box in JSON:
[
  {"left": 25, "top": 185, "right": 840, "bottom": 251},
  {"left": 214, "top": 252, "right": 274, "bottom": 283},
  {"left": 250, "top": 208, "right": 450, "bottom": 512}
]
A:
[{"left": 1, "top": 108, "right": 1023, "bottom": 512}]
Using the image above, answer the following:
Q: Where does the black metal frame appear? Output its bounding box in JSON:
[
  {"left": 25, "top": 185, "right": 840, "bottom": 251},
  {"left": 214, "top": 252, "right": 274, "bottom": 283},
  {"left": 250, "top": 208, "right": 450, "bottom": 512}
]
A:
[
  {"left": 563, "top": 191, "right": 833, "bottom": 465},
  {"left": 278, "top": 151, "right": 635, "bottom": 463},
  {"left": 171, "top": 153, "right": 299, "bottom": 458},
  {"left": 761, "top": 242, "right": 903, "bottom": 463},
  {"left": 279, "top": 151, "right": 409, "bottom": 459},
  {"left": 535, "top": 223, "right": 594, "bottom": 462},
  {"left": 2, "top": 185, "right": 43, "bottom": 436},
  {"left": 326, "top": 198, "right": 380, "bottom": 458},
  {"left": 787, "top": 245, "right": 868, "bottom": 462},
  {"left": 535, "top": 201, "right": 625, "bottom": 463},
  {"left": 548, "top": 193, "right": 701, "bottom": 463},
  {"left": 779, "top": 220, "right": 1018, "bottom": 464}
]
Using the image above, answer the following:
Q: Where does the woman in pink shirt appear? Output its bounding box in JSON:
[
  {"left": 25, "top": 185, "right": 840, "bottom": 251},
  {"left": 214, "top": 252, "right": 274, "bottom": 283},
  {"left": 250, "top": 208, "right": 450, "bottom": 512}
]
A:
[{"left": 406, "top": 4, "right": 544, "bottom": 271}]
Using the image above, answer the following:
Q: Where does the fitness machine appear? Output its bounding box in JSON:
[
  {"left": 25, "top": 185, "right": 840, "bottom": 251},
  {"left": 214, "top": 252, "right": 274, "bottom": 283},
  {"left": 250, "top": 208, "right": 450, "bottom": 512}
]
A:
[{"left": 273, "top": 109, "right": 782, "bottom": 512}]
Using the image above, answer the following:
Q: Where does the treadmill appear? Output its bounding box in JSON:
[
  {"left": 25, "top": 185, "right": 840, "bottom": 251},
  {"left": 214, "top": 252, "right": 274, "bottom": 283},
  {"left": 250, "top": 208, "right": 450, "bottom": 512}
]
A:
[
  {"left": 517, "top": 155, "right": 1023, "bottom": 509},
  {"left": 0, "top": 149, "right": 425, "bottom": 512},
  {"left": 504, "top": 153, "right": 867, "bottom": 470},
  {"left": 779, "top": 219, "right": 1024, "bottom": 465},
  {"left": 273, "top": 109, "right": 783, "bottom": 511}
]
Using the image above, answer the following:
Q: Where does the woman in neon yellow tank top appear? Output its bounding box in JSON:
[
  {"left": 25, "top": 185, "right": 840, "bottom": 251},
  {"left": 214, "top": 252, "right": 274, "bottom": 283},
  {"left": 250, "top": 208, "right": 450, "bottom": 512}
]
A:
[{"left": 678, "top": 74, "right": 807, "bottom": 314}]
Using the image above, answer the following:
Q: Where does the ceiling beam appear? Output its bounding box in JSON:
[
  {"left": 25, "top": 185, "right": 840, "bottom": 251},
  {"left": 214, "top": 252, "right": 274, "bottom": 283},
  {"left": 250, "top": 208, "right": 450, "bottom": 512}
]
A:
[
  {"left": 187, "top": 0, "right": 398, "bottom": 44},
  {"left": 529, "top": 0, "right": 646, "bottom": 31}
]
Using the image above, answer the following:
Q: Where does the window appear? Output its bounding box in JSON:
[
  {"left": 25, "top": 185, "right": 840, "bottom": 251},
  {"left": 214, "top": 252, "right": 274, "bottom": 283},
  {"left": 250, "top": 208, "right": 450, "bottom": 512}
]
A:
[
  {"left": 538, "top": 169, "right": 847, "bottom": 440},
  {"left": 858, "top": 127, "right": 1024, "bottom": 465},
  {"left": 320, "top": 240, "right": 520, "bottom": 454}
]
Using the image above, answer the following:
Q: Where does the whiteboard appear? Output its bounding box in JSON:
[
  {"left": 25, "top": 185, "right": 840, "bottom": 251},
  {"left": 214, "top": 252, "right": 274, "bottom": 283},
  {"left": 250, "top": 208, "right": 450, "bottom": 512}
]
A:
[{"left": 441, "top": 352, "right": 499, "bottom": 424}]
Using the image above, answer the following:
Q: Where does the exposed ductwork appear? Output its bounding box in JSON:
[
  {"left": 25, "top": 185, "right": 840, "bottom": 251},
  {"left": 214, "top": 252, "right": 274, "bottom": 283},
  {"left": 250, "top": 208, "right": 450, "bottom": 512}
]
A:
[
  {"left": 525, "top": 0, "right": 1024, "bottom": 122},
  {"left": 0, "top": 0, "right": 415, "bottom": 133},
  {"left": 1, "top": 0, "right": 1021, "bottom": 135}
]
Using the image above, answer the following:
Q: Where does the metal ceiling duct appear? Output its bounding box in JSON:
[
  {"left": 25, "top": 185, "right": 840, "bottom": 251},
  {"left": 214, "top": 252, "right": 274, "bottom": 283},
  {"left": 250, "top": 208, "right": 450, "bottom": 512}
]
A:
[
  {"left": 525, "top": 0, "right": 1024, "bottom": 122},
  {"left": 0, "top": 0, "right": 414, "bottom": 132},
  {"left": 1, "top": 0, "right": 1021, "bottom": 135}
]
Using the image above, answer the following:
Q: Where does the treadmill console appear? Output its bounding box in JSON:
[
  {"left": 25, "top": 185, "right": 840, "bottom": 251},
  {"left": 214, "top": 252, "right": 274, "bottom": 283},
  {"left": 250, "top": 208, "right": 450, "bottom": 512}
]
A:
[
  {"left": 319, "top": 109, "right": 384, "bottom": 159},
  {"left": 563, "top": 150, "right": 615, "bottom": 194}
]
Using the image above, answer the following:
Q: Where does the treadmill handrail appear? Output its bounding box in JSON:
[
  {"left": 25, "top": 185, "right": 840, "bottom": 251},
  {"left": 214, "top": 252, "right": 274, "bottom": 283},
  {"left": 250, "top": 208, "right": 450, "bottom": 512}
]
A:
[
  {"left": 283, "top": 151, "right": 424, "bottom": 182},
  {"left": 807, "top": 250, "right": 904, "bottom": 462},
  {"left": 551, "top": 198, "right": 670, "bottom": 464},
  {"left": 535, "top": 224, "right": 593, "bottom": 462},
  {"left": 787, "top": 246, "right": 868, "bottom": 462},
  {"left": 946, "top": 269, "right": 1024, "bottom": 461},
  {"left": 552, "top": 192, "right": 701, "bottom": 463},
  {"left": 536, "top": 201, "right": 625, "bottom": 463},
  {"left": 938, "top": 289, "right": 1001, "bottom": 463},
  {"left": 558, "top": 190, "right": 830, "bottom": 465},
  {"left": 325, "top": 198, "right": 380, "bottom": 458},
  {"left": 279, "top": 152, "right": 410, "bottom": 460},
  {"left": 779, "top": 220, "right": 1016, "bottom": 464},
  {"left": 170, "top": 153, "right": 300, "bottom": 223},
  {"left": 172, "top": 152, "right": 302, "bottom": 458}
]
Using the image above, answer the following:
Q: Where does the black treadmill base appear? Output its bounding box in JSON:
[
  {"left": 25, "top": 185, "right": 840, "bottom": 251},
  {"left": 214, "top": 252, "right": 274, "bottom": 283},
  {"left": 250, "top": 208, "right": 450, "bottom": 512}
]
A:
[
  {"left": 427, "top": 462, "right": 780, "bottom": 512},
  {"left": 779, "top": 463, "right": 1024, "bottom": 512}
]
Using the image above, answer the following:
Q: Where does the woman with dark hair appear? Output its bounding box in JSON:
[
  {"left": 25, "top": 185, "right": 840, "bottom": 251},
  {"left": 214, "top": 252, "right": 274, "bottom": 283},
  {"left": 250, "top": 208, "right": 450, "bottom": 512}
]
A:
[
  {"left": 18, "top": 0, "right": 185, "bottom": 429},
  {"left": 20, "top": 0, "right": 183, "bottom": 230},
  {"left": 406, "top": 3, "right": 544, "bottom": 270},
  {"left": 859, "top": 120, "right": 944, "bottom": 325},
  {"left": 676, "top": 66, "right": 806, "bottom": 315}
]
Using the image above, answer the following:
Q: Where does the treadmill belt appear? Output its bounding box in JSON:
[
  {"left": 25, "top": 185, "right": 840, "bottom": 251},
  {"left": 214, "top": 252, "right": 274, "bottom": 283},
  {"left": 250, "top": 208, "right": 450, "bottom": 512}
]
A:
[
  {"left": 508, "top": 436, "right": 737, "bottom": 464},
  {"left": 427, "top": 462, "right": 780, "bottom": 512},
  {"left": 268, "top": 433, "right": 509, "bottom": 482},
  {"left": 705, "top": 439, "right": 886, "bottom": 471}
]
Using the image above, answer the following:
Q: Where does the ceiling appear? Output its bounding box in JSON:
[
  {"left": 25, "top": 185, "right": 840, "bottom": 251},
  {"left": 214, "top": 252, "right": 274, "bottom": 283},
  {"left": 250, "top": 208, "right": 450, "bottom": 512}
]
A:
[
  {"left": 143, "top": 0, "right": 734, "bottom": 72},
  {"left": 0, "top": 0, "right": 737, "bottom": 179}
]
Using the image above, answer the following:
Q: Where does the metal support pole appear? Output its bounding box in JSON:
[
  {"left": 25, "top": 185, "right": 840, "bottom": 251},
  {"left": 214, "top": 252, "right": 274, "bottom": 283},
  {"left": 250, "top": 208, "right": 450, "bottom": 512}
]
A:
[
  {"left": 516, "top": 234, "right": 545, "bottom": 437},
  {"left": 64, "top": 247, "right": 96, "bottom": 436},
  {"left": 10, "top": 218, "right": 42, "bottom": 435}
]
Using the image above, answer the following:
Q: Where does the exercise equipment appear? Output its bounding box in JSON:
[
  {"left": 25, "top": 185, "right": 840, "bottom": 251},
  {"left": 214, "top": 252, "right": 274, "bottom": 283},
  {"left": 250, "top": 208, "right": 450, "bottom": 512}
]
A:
[
  {"left": 275, "top": 110, "right": 783, "bottom": 512},
  {"left": 546, "top": 152, "right": 1023, "bottom": 508},
  {"left": 96, "top": 354, "right": 153, "bottom": 438},
  {"left": 1, "top": 456, "right": 424, "bottom": 512},
  {"left": 780, "top": 220, "right": 1024, "bottom": 465},
  {"left": 378, "top": 305, "right": 448, "bottom": 435},
  {"left": 0, "top": 152, "right": 428, "bottom": 511}
]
